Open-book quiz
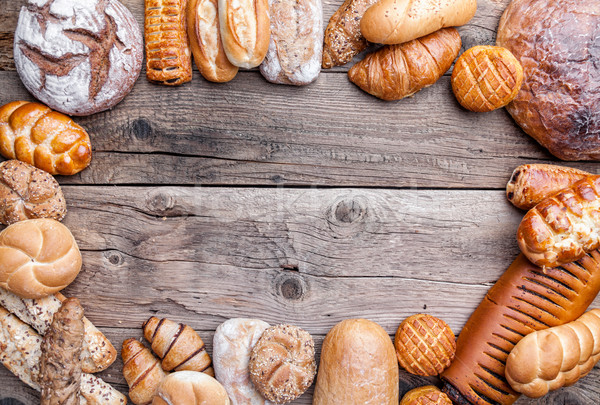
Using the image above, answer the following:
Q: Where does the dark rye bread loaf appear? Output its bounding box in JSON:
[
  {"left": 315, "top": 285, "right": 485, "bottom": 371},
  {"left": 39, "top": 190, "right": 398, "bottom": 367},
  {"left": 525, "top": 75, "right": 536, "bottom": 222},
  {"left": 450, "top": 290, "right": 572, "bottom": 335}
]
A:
[
  {"left": 14, "top": 0, "right": 143, "bottom": 116},
  {"left": 441, "top": 253, "right": 600, "bottom": 405}
]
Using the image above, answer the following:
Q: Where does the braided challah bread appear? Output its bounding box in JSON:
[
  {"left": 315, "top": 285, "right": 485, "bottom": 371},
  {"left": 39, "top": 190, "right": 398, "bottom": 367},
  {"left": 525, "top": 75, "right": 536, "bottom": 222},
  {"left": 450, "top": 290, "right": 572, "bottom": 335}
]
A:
[
  {"left": 0, "top": 159, "right": 66, "bottom": 225},
  {"left": 0, "top": 218, "right": 82, "bottom": 299},
  {"left": 506, "top": 308, "right": 600, "bottom": 398},
  {"left": 0, "top": 101, "right": 92, "bottom": 176}
]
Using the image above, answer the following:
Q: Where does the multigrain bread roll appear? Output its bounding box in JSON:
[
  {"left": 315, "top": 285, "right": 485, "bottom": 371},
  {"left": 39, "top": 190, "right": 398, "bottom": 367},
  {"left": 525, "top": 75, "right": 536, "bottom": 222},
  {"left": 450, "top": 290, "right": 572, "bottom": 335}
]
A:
[
  {"left": 321, "top": 0, "right": 379, "bottom": 68},
  {"left": 187, "top": 0, "right": 238, "bottom": 82},
  {"left": 313, "top": 318, "right": 399, "bottom": 405},
  {"left": 259, "top": 0, "right": 322, "bottom": 85},
  {"left": 39, "top": 298, "right": 85, "bottom": 405},
  {"left": 122, "top": 339, "right": 167, "bottom": 405},
  {"left": 218, "top": 0, "right": 270, "bottom": 68},
  {"left": 0, "top": 160, "right": 66, "bottom": 225},
  {"left": 348, "top": 28, "right": 461, "bottom": 101},
  {"left": 0, "top": 306, "right": 126, "bottom": 404},
  {"left": 145, "top": 0, "right": 192, "bottom": 85},
  {"left": 153, "top": 371, "right": 231, "bottom": 405},
  {"left": 506, "top": 164, "right": 590, "bottom": 210},
  {"left": 360, "top": 0, "right": 476, "bottom": 45},
  {"left": 517, "top": 175, "right": 600, "bottom": 268},
  {"left": 0, "top": 101, "right": 92, "bottom": 176},
  {"left": 506, "top": 308, "right": 600, "bottom": 398},
  {"left": 441, "top": 253, "right": 600, "bottom": 405},
  {"left": 212, "top": 318, "right": 272, "bottom": 405},
  {"left": 0, "top": 219, "right": 81, "bottom": 299}
]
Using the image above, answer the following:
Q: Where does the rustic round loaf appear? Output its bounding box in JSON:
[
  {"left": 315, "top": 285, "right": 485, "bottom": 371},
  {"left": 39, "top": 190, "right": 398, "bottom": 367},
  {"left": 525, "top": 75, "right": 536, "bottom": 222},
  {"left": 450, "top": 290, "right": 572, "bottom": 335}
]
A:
[
  {"left": 497, "top": 0, "right": 600, "bottom": 160},
  {"left": 0, "top": 160, "right": 66, "bottom": 225},
  {"left": 400, "top": 386, "right": 453, "bottom": 405},
  {"left": 0, "top": 218, "right": 81, "bottom": 299},
  {"left": 249, "top": 324, "right": 316, "bottom": 403},
  {"left": 395, "top": 314, "right": 456, "bottom": 376},
  {"left": 14, "top": 0, "right": 143, "bottom": 116}
]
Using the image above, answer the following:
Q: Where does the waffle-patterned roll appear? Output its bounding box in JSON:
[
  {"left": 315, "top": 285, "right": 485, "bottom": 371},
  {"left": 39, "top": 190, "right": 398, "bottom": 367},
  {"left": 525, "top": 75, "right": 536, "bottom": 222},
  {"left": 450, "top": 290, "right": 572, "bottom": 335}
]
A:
[
  {"left": 441, "top": 252, "right": 600, "bottom": 405},
  {"left": 145, "top": 0, "right": 192, "bottom": 85}
]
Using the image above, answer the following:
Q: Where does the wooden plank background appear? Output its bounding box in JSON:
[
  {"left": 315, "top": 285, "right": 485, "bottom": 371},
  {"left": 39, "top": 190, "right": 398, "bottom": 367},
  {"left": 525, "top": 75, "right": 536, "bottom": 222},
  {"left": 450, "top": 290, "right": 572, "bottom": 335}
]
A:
[{"left": 1, "top": 0, "right": 600, "bottom": 403}]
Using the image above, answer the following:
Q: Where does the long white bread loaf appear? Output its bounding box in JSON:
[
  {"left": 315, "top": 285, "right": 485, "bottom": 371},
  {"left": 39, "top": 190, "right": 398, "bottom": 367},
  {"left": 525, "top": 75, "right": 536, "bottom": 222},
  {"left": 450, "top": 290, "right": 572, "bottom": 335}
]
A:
[
  {"left": 0, "top": 288, "right": 116, "bottom": 373},
  {"left": 506, "top": 308, "right": 600, "bottom": 398},
  {"left": 0, "top": 306, "right": 126, "bottom": 404}
]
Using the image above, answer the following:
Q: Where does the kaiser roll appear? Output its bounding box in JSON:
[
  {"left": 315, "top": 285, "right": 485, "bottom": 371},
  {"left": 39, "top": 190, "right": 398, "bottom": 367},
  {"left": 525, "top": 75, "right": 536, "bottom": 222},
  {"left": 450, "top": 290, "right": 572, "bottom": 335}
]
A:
[
  {"left": 0, "top": 218, "right": 81, "bottom": 299},
  {"left": 152, "top": 371, "right": 231, "bottom": 405}
]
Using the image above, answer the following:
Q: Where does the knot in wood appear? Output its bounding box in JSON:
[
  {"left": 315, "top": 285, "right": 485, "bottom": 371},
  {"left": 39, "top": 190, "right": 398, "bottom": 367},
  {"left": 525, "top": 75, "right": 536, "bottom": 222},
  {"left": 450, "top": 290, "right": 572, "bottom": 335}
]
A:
[
  {"left": 146, "top": 190, "right": 175, "bottom": 215},
  {"left": 105, "top": 250, "right": 124, "bottom": 266},
  {"left": 327, "top": 195, "right": 369, "bottom": 238},
  {"left": 334, "top": 198, "right": 366, "bottom": 224},
  {"left": 130, "top": 118, "right": 153, "bottom": 139},
  {"left": 276, "top": 274, "right": 306, "bottom": 301}
]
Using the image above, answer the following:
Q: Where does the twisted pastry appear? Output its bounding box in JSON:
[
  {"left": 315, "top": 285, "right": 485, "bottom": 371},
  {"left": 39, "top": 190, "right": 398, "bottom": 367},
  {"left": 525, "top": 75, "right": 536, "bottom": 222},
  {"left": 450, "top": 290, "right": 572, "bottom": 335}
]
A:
[{"left": 122, "top": 338, "right": 167, "bottom": 405}]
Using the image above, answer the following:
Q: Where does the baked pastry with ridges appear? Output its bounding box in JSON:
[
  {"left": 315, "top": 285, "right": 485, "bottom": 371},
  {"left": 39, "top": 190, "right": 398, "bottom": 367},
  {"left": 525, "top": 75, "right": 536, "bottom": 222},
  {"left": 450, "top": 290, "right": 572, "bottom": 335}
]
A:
[
  {"left": 497, "top": 0, "right": 600, "bottom": 160},
  {"left": 259, "top": 0, "right": 322, "bottom": 85},
  {"left": 0, "top": 159, "right": 66, "bottom": 225},
  {"left": 145, "top": 0, "right": 192, "bottom": 85},
  {"left": 0, "top": 306, "right": 126, "bottom": 404},
  {"left": 152, "top": 371, "right": 231, "bottom": 405},
  {"left": 395, "top": 314, "right": 455, "bottom": 376},
  {"left": 507, "top": 164, "right": 589, "bottom": 210},
  {"left": 143, "top": 316, "right": 214, "bottom": 375},
  {"left": 516, "top": 175, "right": 600, "bottom": 268},
  {"left": 249, "top": 324, "right": 316, "bottom": 403},
  {"left": 348, "top": 28, "right": 461, "bottom": 101},
  {"left": 400, "top": 386, "right": 452, "bottom": 405},
  {"left": 441, "top": 252, "right": 600, "bottom": 405},
  {"left": 213, "top": 318, "right": 272, "bottom": 405},
  {"left": 506, "top": 308, "right": 600, "bottom": 398},
  {"left": 451, "top": 45, "right": 523, "bottom": 112},
  {"left": 39, "top": 298, "right": 84, "bottom": 405},
  {"left": 0, "top": 218, "right": 81, "bottom": 299},
  {"left": 321, "top": 0, "right": 378, "bottom": 68},
  {"left": 0, "top": 101, "right": 92, "bottom": 176},
  {"left": 122, "top": 338, "right": 168, "bottom": 405},
  {"left": 14, "top": 0, "right": 143, "bottom": 116}
]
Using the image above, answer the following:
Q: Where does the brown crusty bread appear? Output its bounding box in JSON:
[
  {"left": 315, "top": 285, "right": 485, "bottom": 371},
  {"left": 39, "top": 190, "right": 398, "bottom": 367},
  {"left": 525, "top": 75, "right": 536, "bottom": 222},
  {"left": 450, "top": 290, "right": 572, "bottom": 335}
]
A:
[
  {"left": 400, "top": 386, "right": 452, "bottom": 405},
  {"left": 506, "top": 164, "right": 589, "bottom": 210},
  {"left": 506, "top": 308, "right": 600, "bottom": 398},
  {"left": 348, "top": 28, "right": 461, "bottom": 101},
  {"left": 441, "top": 252, "right": 600, "bottom": 405}
]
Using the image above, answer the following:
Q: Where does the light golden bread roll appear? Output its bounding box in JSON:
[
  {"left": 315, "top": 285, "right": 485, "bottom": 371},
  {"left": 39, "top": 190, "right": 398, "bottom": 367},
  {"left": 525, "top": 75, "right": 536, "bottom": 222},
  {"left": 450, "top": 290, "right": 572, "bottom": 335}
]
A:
[
  {"left": 0, "top": 218, "right": 81, "bottom": 299},
  {"left": 122, "top": 338, "right": 167, "bottom": 405},
  {"left": 187, "top": 0, "right": 238, "bottom": 82},
  {"left": 348, "top": 28, "right": 461, "bottom": 101},
  {"left": 313, "top": 318, "right": 399, "bottom": 405},
  {"left": 395, "top": 314, "right": 455, "bottom": 376},
  {"left": 218, "top": 0, "right": 270, "bottom": 68},
  {"left": 506, "top": 164, "right": 590, "bottom": 210},
  {"left": 143, "top": 316, "right": 214, "bottom": 375},
  {"left": 248, "top": 324, "right": 316, "bottom": 403},
  {"left": 360, "top": 0, "right": 476, "bottom": 45},
  {"left": 400, "top": 386, "right": 452, "bottom": 405},
  {"left": 152, "top": 371, "right": 231, "bottom": 405},
  {"left": 517, "top": 175, "right": 600, "bottom": 268},
  {"left": 506, "top": 308, "right": 600, "bottom": 398},
  {"left": 0, "top": 160, "right": 66, "bottom": 225},
  {"left": 145, "top": 0, "right": 192, "bottom": 85},
  {"left": 451, "top": 45, "right": 523, "bottom": 112},
  {"left": 0, "top": 101, "right": 92, "bottom": 176}
]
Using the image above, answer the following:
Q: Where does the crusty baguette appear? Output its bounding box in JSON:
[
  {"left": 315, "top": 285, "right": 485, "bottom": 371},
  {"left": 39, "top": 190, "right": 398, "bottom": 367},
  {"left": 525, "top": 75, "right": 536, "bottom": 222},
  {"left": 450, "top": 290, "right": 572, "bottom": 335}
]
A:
[
  {"left": 441, "top": 252, "right": 600, "bottom": 405},
  {"left": 360, "top": 0, "right": 477, "bottom": 45},
  {"left": 0, "top": 306, "right": 127, "bottom": 404},
  {"left": 506, "top": 164, "right": 589, "bottom": 210},
  {"left": 517, "top": 175, "right": 600, "bottom": 268},
  {"left": 0, "top": 288, "right": 117, "bottom": 373},
  {"left": 506, "top": 308, "right": 600, "bottom": 398},
  {"left": 187, "top": 0, "right": 238, "bottom": 82}
]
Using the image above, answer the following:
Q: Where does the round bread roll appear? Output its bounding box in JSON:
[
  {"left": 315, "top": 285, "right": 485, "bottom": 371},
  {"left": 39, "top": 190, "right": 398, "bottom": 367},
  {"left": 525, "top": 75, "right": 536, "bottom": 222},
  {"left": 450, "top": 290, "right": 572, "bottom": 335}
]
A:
[
  {"left": 14, "top": 0, "right": 143, "bottom": 116},
  {"left": 400, "top": 386, "right": 452, "bottom": 405},
  {"left": 152, "top": 371, "right": 230, "bottom": 405},
  {"left": 249, "top": 324, "right": 316, "bottom": 403},
  {"left": 497, "top": 0, "right": 600, "bottom": 160},
  {"left": 0, "top": 160, "right": 66, "bottom": 225},
  {"left": 313, "top": 318, "right": 399, "bottom": 405},
  {"left": 395, "top": 314, "right": 456, "bottom": 376},
  {"left": 0, "top": 218, "right": 81, "bottom": 299}
]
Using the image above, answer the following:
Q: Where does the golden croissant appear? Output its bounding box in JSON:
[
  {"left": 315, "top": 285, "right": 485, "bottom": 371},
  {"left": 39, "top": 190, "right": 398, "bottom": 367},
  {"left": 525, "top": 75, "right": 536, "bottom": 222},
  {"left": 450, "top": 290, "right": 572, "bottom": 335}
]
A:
[{"left": 122, "top": 338, "right": 167, "bottom": 405}]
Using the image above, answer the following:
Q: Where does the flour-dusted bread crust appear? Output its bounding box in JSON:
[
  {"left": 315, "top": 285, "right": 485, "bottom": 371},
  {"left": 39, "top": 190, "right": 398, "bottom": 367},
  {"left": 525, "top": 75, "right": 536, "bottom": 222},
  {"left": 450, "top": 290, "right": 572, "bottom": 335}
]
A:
[
  {"left": 259, "top": 0, "right": 322, "bottom": 85},
  {"left": 213, "top": 318, "right": 272, "bottom": 405},
  {"left": 14, "top": 0, "right": 143, "bottom": 116}
]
